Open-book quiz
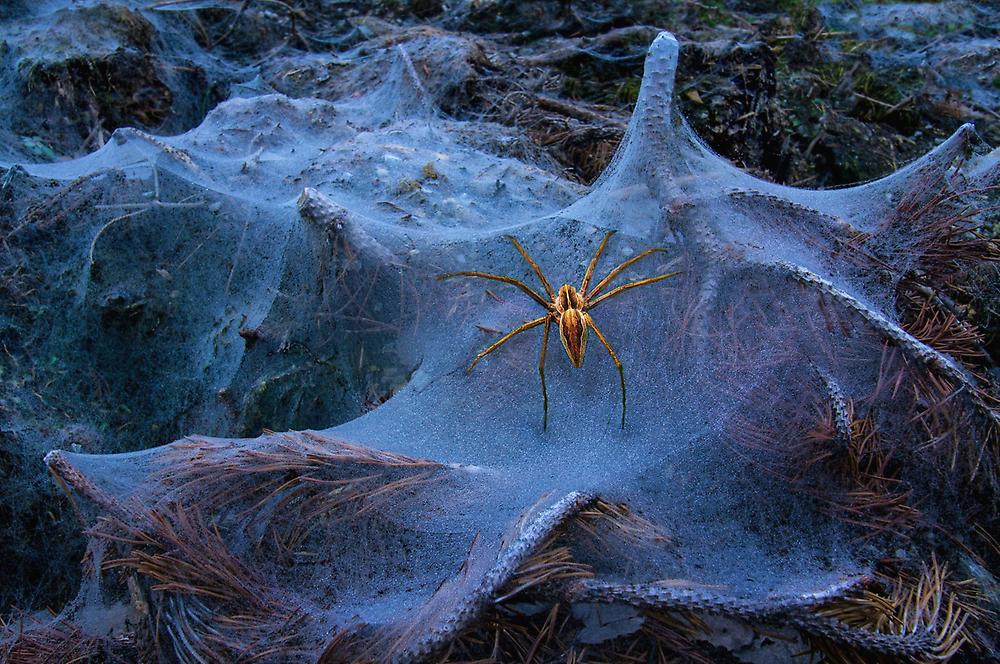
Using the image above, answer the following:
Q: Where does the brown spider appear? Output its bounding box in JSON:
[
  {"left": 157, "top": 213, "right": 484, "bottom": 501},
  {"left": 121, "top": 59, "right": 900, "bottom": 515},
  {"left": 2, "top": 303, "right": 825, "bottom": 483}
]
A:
[{"left": 439, "top": 231, "right": 681, "bottom": 430}]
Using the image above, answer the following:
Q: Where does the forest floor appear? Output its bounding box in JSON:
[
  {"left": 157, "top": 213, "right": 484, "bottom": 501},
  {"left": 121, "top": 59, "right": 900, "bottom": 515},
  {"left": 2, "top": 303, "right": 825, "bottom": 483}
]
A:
[{"left": 1, "top": 0, "right": 998, "bottom": 626}]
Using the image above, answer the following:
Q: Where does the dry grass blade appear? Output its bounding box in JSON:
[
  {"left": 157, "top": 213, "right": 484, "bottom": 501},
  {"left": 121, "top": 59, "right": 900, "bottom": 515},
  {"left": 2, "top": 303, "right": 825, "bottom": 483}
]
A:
[
  {"left": 443, "top": 600, "right": 714, "bottom": 664},
  {"left": 113, "top": 433, "right": 453, "bottom": 658},
  {"left": 816, "top": 412, "right": 922, "bottom": 539},
  {"left": 805, "top": 557, "right": 983, "bottom": 663},
  {"left": 891, "top": 178, "right": 1000, "bottom": 283},
  {"left": 440, "top": 496, "right": 692, "bottom": 662},
  {"left": 587, "top": 608, "right": 713, "bottom": 664},
  {"left": 443, "top": 602, "right": 573, "bottom": 664},
  {"left": 572, "top": 499, "right": 673, "bottom": 549},
  {"left": 93, "top": 506, "right": 306, "bottom": 664},
  {"left": 723, "top": 370, "right": 921, "bottom": 540},
  {"left": 899, "top": 287, "right": 991, "bottom": 373},
  {"left": 494, "top": 545, "right": 595, "bottom": 605},
  {"left": 499, "top": 498, "right": 675, "bottom": 605},
  {"left": 156, "top": 432, "right": 448, "bottom": 556},
  {"left": 0, "top": 617, "right": 134, "bottom": 664}
]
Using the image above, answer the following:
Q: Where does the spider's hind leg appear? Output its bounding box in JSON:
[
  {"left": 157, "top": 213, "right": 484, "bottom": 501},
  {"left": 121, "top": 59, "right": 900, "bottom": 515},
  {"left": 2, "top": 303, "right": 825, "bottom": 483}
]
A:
[{"left": 539, "top": 316, "right": 552, "bottom": 431}]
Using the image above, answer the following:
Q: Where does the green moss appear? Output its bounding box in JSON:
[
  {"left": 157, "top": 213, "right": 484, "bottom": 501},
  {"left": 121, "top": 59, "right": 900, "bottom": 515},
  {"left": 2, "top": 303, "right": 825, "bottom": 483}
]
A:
[
  {"left": 615, "top": 77, "right": 643, "bottom": 106},
  {"left": 18, "top": 135, "right": 57, "bottom": 161},
  {"left": 776, "top": 0, "right": 819, "bottom": 26}
]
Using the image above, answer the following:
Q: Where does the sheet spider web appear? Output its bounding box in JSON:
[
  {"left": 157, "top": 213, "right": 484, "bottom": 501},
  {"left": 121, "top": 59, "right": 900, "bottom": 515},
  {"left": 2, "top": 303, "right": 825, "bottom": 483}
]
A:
[{"left": 6, "top": 31, "right": 999, "bottom": 663}]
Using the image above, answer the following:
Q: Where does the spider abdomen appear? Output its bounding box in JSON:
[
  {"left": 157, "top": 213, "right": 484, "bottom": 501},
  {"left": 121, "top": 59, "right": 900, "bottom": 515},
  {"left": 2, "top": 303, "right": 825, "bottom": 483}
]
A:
[{"left": 559, "top": 309, "right": 590, "bottom": 368}]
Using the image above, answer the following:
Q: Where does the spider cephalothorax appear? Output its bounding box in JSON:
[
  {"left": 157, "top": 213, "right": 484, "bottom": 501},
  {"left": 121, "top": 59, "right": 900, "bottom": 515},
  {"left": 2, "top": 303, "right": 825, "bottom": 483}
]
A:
[{"left": 439, "top": 231, "right": 680, "bottom": 429}]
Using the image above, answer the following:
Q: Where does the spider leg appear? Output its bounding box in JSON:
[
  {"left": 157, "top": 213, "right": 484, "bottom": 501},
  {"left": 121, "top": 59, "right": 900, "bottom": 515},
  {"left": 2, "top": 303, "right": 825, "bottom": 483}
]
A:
[
  {"left": 586, "top": 247, "right": 668, "bottom": 299},
  {"left": 438, "top": 271, "right": 550, "bottom": 309},
  {"left": 505, "top": 235, "right": 556, "bottom": 300},
  {"left": 539, "top": 316, "right": 552, "bottom": 431},
  {"left": 587, "top": 318, "right": 626, "bottom": 430},
  {"left": 579, "top": 230, "right": 616, "bottom": 295},
  {"left": 586, "top": 271, "right": 683, "bottom": 310},
  {"left": 467, "top": 315, "right": 548, "bottom": 374}
]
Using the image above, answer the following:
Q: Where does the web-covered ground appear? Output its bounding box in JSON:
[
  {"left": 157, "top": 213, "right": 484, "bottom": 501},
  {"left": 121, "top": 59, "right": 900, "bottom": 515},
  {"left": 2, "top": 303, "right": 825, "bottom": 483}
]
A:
[{"left": 2, "top": 2, "right": 1000, "bottom": 663}]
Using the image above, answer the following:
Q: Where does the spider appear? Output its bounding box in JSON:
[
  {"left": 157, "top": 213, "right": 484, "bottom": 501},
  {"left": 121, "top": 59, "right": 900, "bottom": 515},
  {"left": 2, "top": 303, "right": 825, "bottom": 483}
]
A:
[{"left": 439, "top": 231, "right": 681, "bottom": 430}]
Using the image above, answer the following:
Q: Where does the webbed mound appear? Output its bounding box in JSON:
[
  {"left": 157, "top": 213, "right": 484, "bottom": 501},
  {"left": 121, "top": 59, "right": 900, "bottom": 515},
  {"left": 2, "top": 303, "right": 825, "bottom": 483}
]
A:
[{"left": 4, "top": 29, "right": 1000, "bottom": 664}]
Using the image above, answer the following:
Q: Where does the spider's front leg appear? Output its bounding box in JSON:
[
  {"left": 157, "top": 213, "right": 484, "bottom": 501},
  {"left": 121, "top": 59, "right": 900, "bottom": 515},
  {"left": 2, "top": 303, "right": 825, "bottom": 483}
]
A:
[
  {"left": 466, "top": 316, "right": 548, "bottom": 374},
  {"left": 437, "top": 271, "right": 550, "bottom": 309}
]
